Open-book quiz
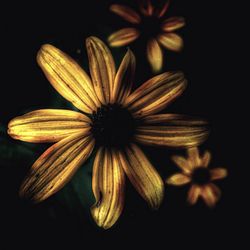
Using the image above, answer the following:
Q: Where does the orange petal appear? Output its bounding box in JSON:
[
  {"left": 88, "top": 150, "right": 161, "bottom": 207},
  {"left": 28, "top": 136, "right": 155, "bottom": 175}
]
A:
[
  {"left": 171, "top": 155, "right": 192, "bottom": 173},
  {"left": 200, "top": 184, "right": 221, "bottom": 207},
  {"left": 210, "top": 168, "right": 228, "bottom": 181},
  {"left": 91, "top": 148, "right": 125, "bottom": 229},
  {"left": 158, "top": 33, "right": 183, "bottom": 52},
  {"left": 125, "top": 72, "right": 187, "bottom": 118},
  {"left": 187, "top": 147, "right": 202, "bottom": 168},
  {"left": 201, "top": 151, "right": 211, "bottom": 167},
  {"left": 108, "top": 28, "right": 140, "bottom": 47},
  {"left": 110, "top": 4, "right": 141, "bottom": 24},
  {"left": 19, "top": 133, "right": 95, "bottom": 202},
  {"left": 155, "top": 0, "right": 170, "bottom": 18},
  {"left": 166, "top": 173, "right": 190, "bottom": 186},
  {"left": 162, "top": 17, "right": 185, "bottom": 32},
  {"left": 138, "top": 0, "right": 154, "bottom": 16},
  {"left": 147, "top": 38, "right": 163, "bottom": 73},
  {"left": 187, "top": 185, "right": 201, "bottom": 205}
]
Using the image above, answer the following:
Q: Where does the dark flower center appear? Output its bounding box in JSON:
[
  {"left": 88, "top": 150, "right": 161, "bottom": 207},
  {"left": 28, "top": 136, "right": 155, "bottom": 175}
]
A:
[
  {"left": 90, "top": 104, "right": 136, "bottom": 147},
  {"left": 139, "top": 16, "right": 162, "bottom": 39},
  {"left": 192, "top": 167, "right": 211, "bottom": 185}
]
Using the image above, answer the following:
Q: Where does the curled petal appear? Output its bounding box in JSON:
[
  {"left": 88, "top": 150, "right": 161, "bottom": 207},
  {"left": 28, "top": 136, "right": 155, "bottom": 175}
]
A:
[
  {"left": 20, "top": 133, "right": 95, "bottom": 202},
  {"left": 110, "top": 4, "right": 141, "bottom": 24},
  {"left": 91, "top": 148, "right": 125, "bottom": 229},
  {"left": 111, "top": 49, "right": 136, "bottom": 104},
  {"left": 108, "top": 28, "right": 140, "bottom": 47},
  {"left": 200, "top": 184, "right": 221, "bottom": 207},
  {"left": 147, "top": 38, "right": 163, "bottom": 73},
  {"left": 125, "top": 72, "right": 187, "bottom": 118},
  {"left": 8, "top": 109, "right": 90, "bottom": 143},
  {"left": 158, "top": 33, "right": 183, "bottom": 52},
  {"left": 166, "top": 173, "right": 190, "bottom": 186},
  {"left": 210, "top": 168, "right": 228, "bottom": 181},
  {"left": 187, "top": 184, "right": 201, "bottom": 205},
  {"left": 162, "top": 17, "right": 185, "bottom": 32},
  {"left": 86, "top": 36, "right": 116, "bottom": 104},
  {"left": 118, "top": 144, "right": 164, "bottom": 209},
  {"left": 37, "top": 44, "right": 99, "bottom": 113}
]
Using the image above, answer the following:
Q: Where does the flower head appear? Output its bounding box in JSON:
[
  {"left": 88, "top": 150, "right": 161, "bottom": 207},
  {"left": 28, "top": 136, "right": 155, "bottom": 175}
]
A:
[
  {"left": 167, "top": 147, "right": 228, "bottom": 207},
  {"left": 108, "top": 0, "right": 185, "bottom": 72},
  {"left": 8, "top": 37, "right": 208, "bottom": 229}
]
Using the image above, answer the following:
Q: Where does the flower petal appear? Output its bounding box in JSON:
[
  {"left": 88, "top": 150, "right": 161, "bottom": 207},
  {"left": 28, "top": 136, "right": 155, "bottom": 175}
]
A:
[
  {"left": 162, "top": 17, "right": 185, "bottom": 32},
  {"left": 187, "top": 184, "right": 201, "bottom": 205},
  {"left": 166, "top": 173, "right": 190, "bottom": 186},
  {"left": 147, "top": 38, "right": 163, "bottom": 73},
  {"left": 210, "top": 168, "right": 228, "bottom": 181},
  {"left": 91, "top": 148, "right": 125, "bottom": 229},
  {"left": 86, "top": 37, "right": 116, "bottom": 104},
  {"left": 108, "top": 28, "right": 140, "bottom": 47},
  {"left": 110, "top": 4, "right": 141, "bottom": 24},
  {"left": 155, "top": 0, "right": 170, "bottom": 18},
  {"left": 135, "top": 114, "right": 208, "bottom": 147},
  {"left": 171, "top": 156, "right": 192, "bottom": 173},
  {"left": 111, "top": 49, "right": 136, "bottom": 104},
  {"left": 19, "top": 133, "right": 95, "bottom": 202},
  {"left": 200, "top": 184, "right": 221, "bottom": 207},
  {"left": 158, "top": 33, "right": 183, "bottom": 52},
  {"left": 8, "top": 109, "right": 90, "bottom": 143},
  {"left": 187, "top": 147, "right": 202, "bottom": 168},
  {"left": 37, "top": 44, "right": 100, "bottom": 114},
  {"left": 118, "top": 143, "right": 164, "bottom": 209},
  {"left": 138, "top": 0, "right": 154, "bottom": 16},
  {"left": 125, "top": 72, "right": 187, "bottom": 118},
  {"left": 201, "top": 151, "right": 211, "bottom": 167}
]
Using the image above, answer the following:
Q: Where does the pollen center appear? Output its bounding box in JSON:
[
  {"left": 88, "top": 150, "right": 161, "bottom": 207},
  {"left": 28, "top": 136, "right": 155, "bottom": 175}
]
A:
[
  {"left": 140, "top": 16, "right": 162, "bottom": 39},
  {"left": 192, "top": 167, "right": 211, "bottom": 185},
  {"left": 91, "top": 104, "right": 136, "bottom": 147}
]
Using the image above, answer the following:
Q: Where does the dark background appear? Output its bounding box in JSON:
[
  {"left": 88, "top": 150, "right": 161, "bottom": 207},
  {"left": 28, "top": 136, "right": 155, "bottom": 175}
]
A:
[{"left": 1, "top": 0, "right": 245, "bottom": 248}]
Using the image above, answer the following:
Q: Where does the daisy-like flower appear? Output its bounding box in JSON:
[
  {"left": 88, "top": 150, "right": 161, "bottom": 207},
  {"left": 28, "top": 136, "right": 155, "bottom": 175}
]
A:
[
  {"left": 108, "top": 0, "right": 185, "bottom": 72},
  {"left": 167, "top": 147, "right": 228, "bottom": 207},
  {"left": 8, "top": 37, "right": 208, "bottom": 229}
]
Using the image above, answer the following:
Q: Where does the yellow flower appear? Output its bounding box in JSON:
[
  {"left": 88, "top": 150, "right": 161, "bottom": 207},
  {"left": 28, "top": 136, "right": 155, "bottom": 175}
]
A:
[
  {"left": 8, "top": 37, "right": 208, "bottom": 229},
  {"left": 167, "top": 147, "right": 228, "bottom": 207},
  {"left": 108, "top": 0, "right": 185, "bottom": 72}
]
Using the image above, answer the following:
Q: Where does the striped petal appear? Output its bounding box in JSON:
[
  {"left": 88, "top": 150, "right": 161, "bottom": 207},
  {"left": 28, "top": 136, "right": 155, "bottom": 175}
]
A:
[
  {"left": 187, "top": 184, "right": 201, "bottom": 205},
  {"left": 19, "top": 132, "right": 95, "bottom": 202},
  {"left": 158, "top": 33, "right": 183, "bottom": 52},
  {"left": 210, "top": 168, "right": 228, "bottom": 181},
  {"left": 118, "top": 143, "right": 164, "bottom": 209},
  {"left": 108, "top": 28, "right": 140, "bottom": 47},
  {"left": 162, "top": 17, "right": 185, "bottom": 32},
  {"left": 135, "top": 114, "right": 208, "bottom": 147},
  {"left": 147, "top": 38, "right": 163, "bottom": 73},
  {"left": 91, "top": 147, "right": 125, "bottom": 229},
  {"left": 86, "top": 37, "right": 116, "bottom": 104},
  {"left": 37, "top": 44, "right": 99, "bottom": 114},
  {"left": 111, "top": 49, "right": 136, "bottom": 104},
  {"left": 200, "top": 184, "right": 221, "bottom": 207},
  {"left": 166, "top": 173, "right": 190, "bottom": 186},
  {"left": 125, "top": 72, "right": 187, "bottom": 118},
  {"left": 110, "top": 4, "right": 141, "bottom": 24},
  {"left": 8, "top": 109, "right": 90, "bottom": 143}
]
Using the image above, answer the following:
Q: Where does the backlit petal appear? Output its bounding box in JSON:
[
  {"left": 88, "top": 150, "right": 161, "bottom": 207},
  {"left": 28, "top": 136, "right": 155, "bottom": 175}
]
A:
[
  {"left": 86, "top": 37, "right": 116, "bottom": 104},
  {"left": 19, "top": 133, "right": 95, "bottom": 202},
  {"left": 166, "top": 173, "right": 190, "bottom": 186},
  {"left": 37, "top": 44, "right": 99, "bottom": 113},
  {"left": 210, "top": 168, "right": 228, "bottom": 181},
  {"left": 91, "top": 148, "right": 125, "bottom": 229},
  {"left": 158, "top": 33, "right": 183, "bottom": 52},
  {"left": 162, "top": 17, "right": 185, "bottom": 32},
  {"left": 8, "top": 109, "right": 90, "bottom": 143}
]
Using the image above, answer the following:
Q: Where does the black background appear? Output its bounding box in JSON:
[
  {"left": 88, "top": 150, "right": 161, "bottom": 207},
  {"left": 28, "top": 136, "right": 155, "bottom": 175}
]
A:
[{"left": 1, "top": 0, "right": 245, "bottom": 248}]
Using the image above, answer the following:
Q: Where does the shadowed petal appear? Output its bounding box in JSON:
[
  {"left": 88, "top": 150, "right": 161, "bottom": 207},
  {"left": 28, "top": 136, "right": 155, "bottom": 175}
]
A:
[
  {"left": 111, "top": 49, "right": 136, "bottom": 104},
  {"left": 108, "top": 28, "right": 140, "bottom": 47},
  {"left": 138, "top": 0, "right": 154, "bottom": 16},
  {"left": 125, "top": 72, "right": 186, "bottom": 118},
  {"left": 37, "top": 44, "right": 100, "bottom": 113},
  {"left": 19, "top": 133, "right": 95, "bottom": 202},
  {"left": 110, "top": 4, "right": 141, "bottom": 24},
  {"left": 201, "top": 151, "right": 211, "bottom": 167},
  {"left": 118, "top": 143, "right": 164, "bottom": 209},
  {"left": 162, "top": 17, "right": 185, "bottom": 32},
  {"left": 187, "top": 184, "right": 201, "bottom": 205},
  {"left": 166, "top": 173, "right": 190, "bottom": 186},
  {"left": 158, "top": 33, "right": 183, "bottom": 52},
  {"left": 91, "top": 148, "right": 125, "bottom": 229},
  {"left": 155, "top": 0, "right": 170, "bottom": 18},
  {"left": 200, "top": 184, "right": 221, "bottom": 207},
  {"left": 86, "top": 37, "right": 116, "bottom": 104},
  {"left": 8, "top": 109, "right": 91, "bottom": 143},
  {"left": 147, "top": 38, "right": 163, "bottom": 73},
  {"left": 210, "top": 168, "right": 228, "bottom": 181}
]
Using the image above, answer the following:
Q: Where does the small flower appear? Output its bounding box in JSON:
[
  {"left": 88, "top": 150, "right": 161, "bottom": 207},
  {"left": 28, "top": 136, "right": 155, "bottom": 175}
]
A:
[
  {"left": 167, "top": 147, "right": 228, "bottom": 207},
  {"left": 8, "top": 37, "right": 208, "bottom": 229},
  {"left": 108, "top": 0, "right": 185, "bottom": 72}
]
